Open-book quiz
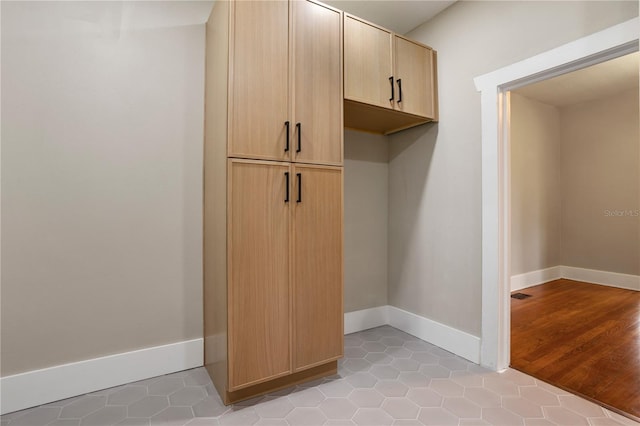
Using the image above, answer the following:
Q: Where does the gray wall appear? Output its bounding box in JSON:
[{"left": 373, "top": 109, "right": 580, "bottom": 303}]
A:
[
  {"left": 344, "top": 130, "right": 389, "bottom": 312},
  {"left": 1, "top": 2, "right": 205, "bottom": 376},
  {"left": 510, "top": 93, "right": 562, "bottom": 276},
  {"left": 510, "top": 89, "right": 639, "bottom": 278},
  {"left": 388, "top": 1, "right": 638, "bottom": 336},
  {"left": 561, "top": 89, "right": 639, "bottom": 275}
]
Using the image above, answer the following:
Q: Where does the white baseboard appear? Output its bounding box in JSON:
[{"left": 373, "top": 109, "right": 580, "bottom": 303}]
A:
[
  {"left": 561, "top": 266, "right": 640, "bottom": 291},
  {"left": 0, "top": 338, "right": 203, "bottom": 415},
  {"left": 510, "top": 265, "right": 640, "bottom": 292},
  {"left": 510, "top": 266, "right": 562, "bottom": 291},
  {"left": 344, "top": 306, "right": 389, "bottom": 334},
  {"left": 387, "top": 306, "right": 481, "bottom": 364},
  {"left": 3, "top": 306, "right": 486, "bottom": 415},
  {"left": 344, "top": 305, "right": 481, "bottom": 364}
]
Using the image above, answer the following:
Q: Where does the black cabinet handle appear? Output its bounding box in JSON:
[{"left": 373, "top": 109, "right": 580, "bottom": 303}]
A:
[
  {"left": 284, "top": 172, "right": 290, "bottom": 203},
  {"left": 296, "top": 122, "right": 301, "bottom": 153},
  {"left": 284, "top": 121, "right": 290, "bottom": 152},
  {"left": 389, "top": 76, "right": 394, "bottom": 101},
  {"left": 296, "top": 173, "right": 302, "bottom": 203},
  {"left": 397, "top": 79, "right": 402, "bottom": 103}
]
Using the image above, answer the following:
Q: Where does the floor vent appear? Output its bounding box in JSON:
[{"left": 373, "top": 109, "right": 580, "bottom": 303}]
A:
[{"left": 511, "top": 293, "right": 532, "bottom": 300}]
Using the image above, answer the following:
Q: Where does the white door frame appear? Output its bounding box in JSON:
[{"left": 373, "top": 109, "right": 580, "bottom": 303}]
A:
[{"left": 473, "top": 18, "right": 639, "bottom": 371}]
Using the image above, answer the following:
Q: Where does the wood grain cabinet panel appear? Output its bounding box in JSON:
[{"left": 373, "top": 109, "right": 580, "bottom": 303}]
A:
[
  {"left": 292, "top": 165, "right": 344, "bottom": 371},
  {"left": 344, "top": 15, "right": 393, "bottom": 110},
  {"left": 229, "top": 1, "right": 289, "bottom": 161},
  {"left": 394, "top": 35, "right": 437, "bottom": 119},
  {"left": 292, "top": 0, "right": 343, "bottom": 166},
  {"left": 228, "top": 160, "right": 291, "bottom": 390}
]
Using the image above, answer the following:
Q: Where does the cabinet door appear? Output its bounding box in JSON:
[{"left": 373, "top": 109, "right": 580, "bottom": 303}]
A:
[
  {"left": 292, "top": 165, "right": 343, "bottom": 371},
  {"left": 228, "top": 160, "right": 291, "bottom": 390},
  {"left": 292, "top": 1, "right": 343, "bottom": 166},
  {"left": 229, "top": 1, "right": 289, "bottom": 161},
  {"left": 344, "top": 15, "right": 393, "bottom": 110},
  {"left": 394, "top": 35, "right": 437, "bottom": 119}
]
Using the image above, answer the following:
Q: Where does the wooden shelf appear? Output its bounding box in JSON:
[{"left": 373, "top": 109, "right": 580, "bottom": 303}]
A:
[{"left": 344, "top": 99, "right": 434, "bottom": 135}]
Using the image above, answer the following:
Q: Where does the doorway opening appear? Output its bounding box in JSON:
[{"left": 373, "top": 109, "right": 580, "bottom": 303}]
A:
[
  {"left": 474, "top": 18, "right": 640, "bottom": 371},
  {"left": 508, "top": 51, "right": 639, "bottom": 419},
  {"left": 474, "top": 13, "right": 638, "bottom": 416}
]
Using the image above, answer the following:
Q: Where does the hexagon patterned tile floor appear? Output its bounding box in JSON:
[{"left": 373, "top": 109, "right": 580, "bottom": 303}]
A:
[{"left": 2, "top": 326, "right": 638, "bottom": 426}]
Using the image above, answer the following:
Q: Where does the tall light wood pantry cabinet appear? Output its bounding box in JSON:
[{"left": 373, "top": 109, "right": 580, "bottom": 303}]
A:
[{"left": 204, "top": 0, "right": 344, "bottom": 404}]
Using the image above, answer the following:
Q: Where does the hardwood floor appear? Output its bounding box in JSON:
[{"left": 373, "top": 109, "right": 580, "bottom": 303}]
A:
[{"left": 511, "top": 279, "right": 640, "bottom": 420}]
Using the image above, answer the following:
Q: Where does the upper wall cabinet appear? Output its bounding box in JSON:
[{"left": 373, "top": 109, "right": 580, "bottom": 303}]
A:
[
  {"left": 343, "top": 15, "right": 438, "bottom": 135},
  {"left": 229, "top": 0, "right": 343, "bottom": 166}
]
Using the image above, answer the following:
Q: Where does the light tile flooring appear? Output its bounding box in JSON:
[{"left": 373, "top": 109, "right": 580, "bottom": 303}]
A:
[{"left": 2, "top": 326, "right": 638, "bottom": 426}]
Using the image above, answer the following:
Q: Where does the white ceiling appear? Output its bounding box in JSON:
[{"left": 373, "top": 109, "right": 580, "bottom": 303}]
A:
[
  {"left": 513, "top": 52, "right": 640, "bottom": 107},
  {"left": 4, "top": 1, "right": 451, "bottom": 38},
  {"left": 322, "top": 0, "right": 456, "bottom": 34},
  {"left": 3, "top": 1, "right": 215, "bottom": 38}
]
